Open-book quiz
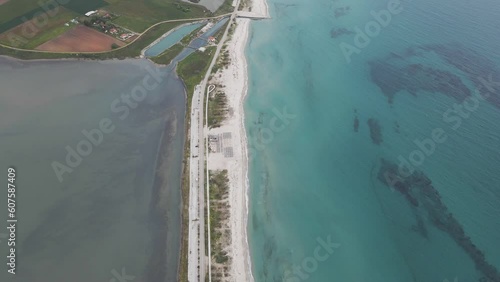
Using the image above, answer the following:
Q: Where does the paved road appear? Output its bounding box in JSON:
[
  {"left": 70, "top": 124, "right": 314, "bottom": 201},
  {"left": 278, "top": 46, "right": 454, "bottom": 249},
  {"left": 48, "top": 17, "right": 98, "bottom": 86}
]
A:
[{"left": 187, "top": 85, "right": 204, "bottom": 282}]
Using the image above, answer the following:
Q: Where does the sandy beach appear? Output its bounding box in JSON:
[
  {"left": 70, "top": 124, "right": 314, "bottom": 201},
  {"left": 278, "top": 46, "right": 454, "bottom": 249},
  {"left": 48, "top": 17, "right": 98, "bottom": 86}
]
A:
[
  {"left": 206, "top": 0, "right": 269, "bottom": 280},
  {"left": 207, "top": 0, "right": 268, "bottom": 277},
  {"left": 208, "top": 18, "right": 253, "bottom": 282},
  {"left": 249, "top": 0, "right": 270, "bottom": 17}
]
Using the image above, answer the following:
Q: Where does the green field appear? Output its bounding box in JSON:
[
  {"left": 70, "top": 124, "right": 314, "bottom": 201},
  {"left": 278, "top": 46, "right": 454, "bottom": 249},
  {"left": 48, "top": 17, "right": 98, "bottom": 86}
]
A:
[
  {"left": 177, "top": 46, "right": 215, "bottom": 97},
  {"left": 0, "top": 0, "right": 233, "bottom": 57},
  {"left": 108, "top": 0, "right": 210, "bottom": 32},
  {"left": 0, "top": 8, "right": 78, "bottom": 49},
  {"left": 0, "top": 0, "right": 205, "bottom": 33},
  {"left": 0, "top": 0, "right": 107, "bottom": 34},
  {"left": 62, "top": 0, "right": 107, "bottom": 14}
]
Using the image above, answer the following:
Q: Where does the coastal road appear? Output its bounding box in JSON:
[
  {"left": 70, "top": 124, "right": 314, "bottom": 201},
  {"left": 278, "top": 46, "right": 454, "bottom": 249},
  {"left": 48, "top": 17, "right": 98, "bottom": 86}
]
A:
[
  {"left": 188, "top": 85, "right": 205, "bottom": 282},
  {"left": 187, "top": 1, "right": 241, "bottom": 281}
]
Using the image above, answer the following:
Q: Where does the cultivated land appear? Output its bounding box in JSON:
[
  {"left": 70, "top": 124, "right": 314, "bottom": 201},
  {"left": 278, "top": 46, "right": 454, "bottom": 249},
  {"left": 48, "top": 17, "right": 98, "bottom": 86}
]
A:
[
  {"left": 107, "top": 0, "right": 210, "bottom": 32},
  {"left": 0, "top": 7, "right": 78, "bottom": 49},
  {"left": 0, "top": 0, "right": 211, "bottom": 52},
  {"left": 0, "top": 0, "right": 106, "bottom": 34},
  {"left": 36, "top": 25, "right": 125, "bottom": 52},
  {"left": 0, "top": 20, "right": 197, "bottom": 60}
]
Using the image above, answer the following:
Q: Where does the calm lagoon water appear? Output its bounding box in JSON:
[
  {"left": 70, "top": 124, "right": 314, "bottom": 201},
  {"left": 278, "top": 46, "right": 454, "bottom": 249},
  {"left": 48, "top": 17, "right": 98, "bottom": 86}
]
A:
[
  {"left": 246, "top": 0, "right": 500, "bottom": 281},
  {"left": 144, "top": 23, "right": 204, "bottom": 57},
  {"left": 0, "top": 16, "right": 232, "bottom": 280},
  {"left": 0, "top": 57, "right": 186, "bottom": 282},
  {"left": 144, "top": 18, "right": 229, "bottom": 61}
]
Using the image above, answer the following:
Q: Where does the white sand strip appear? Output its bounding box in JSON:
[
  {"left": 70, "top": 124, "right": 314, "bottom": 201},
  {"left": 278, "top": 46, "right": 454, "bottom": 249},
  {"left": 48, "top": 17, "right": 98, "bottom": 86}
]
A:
[
  {"left": 208, "top": 0, "right": 271, "bottom": 278},
  {"left": 208, "top": 18, "right": 254, "bottom": 282},
  {"left": 250, "top": 0, "right": 270, "bottom": 17}
]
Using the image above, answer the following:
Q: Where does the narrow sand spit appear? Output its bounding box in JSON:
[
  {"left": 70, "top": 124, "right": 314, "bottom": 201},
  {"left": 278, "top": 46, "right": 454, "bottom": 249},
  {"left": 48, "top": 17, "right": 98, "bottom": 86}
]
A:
[
  {"left": 207, "top": 0, "right": 269, "bottom": 280},
  {"left": 208, "top": 18, "right": 253, "bottom": 282}
]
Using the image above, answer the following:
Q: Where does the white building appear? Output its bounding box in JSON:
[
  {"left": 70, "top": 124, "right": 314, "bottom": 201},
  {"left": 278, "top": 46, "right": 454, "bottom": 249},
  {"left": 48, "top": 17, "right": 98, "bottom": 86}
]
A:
[{"left": 85, "top": 11, "right": 97, "bottom": 17}]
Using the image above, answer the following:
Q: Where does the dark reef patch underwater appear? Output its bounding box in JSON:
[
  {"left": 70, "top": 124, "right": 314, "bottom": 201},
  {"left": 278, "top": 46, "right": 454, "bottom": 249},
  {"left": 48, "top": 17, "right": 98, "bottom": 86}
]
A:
[
  {"left": 366, "top": 42, "right": 500, "bottom": 281},
  {"left": 367, "top": 118, "right": 383, "bottom": 145},
  {"left": 377, "top": 159, "right": 500, "bottom": 282},
  {"left": 369, "top": 44, "right": 500, "bottom": 108}
]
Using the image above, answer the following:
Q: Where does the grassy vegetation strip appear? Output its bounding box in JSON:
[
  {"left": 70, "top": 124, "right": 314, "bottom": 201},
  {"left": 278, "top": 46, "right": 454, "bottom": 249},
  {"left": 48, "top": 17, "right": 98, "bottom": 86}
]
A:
[
  {"left": 209, "top": 170, "right": 231, "bottom": 282},
  {"left": 179, "top": 114, "right": 191, "bottom": 282},
  {"left": 207, "top": 89, "right": 229, "bottom": 128},
  {"left": 209, "top": 20, "right": 231, "bottom": 74},
  {"left": 150, "top": 43, "right": 184, "bottom": 65},
  {"left": 214, "top": 0, "right": 236, "bottom": 16},
  {"left": 180, "top": 23, "right": 205, "bottom": 46},
  {"left": 177, "top": 46, "right": 216, "bottom": 99},
  {"left": 0, "top": 7, "right": 78, "bottom": 49},
  {"left": 211, "top": 48, "right": 230, "bottom": 74},
  {"left": 212, "top": 20, "right": 230, "bottom": 42}
]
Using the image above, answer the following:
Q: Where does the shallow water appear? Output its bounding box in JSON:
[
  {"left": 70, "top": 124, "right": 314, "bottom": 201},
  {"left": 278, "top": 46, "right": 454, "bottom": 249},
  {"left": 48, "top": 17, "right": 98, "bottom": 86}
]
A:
[
  {"left": 246, "top": 0, "right": 500, "bottom": 281},
  {"left": 0, "top": 57, "right": 186, "bottom": 282},
  {"left": 0, "top": 14, "right": 230, "bottom": 281},
  {"left": 144, "top": 18, "right": 229, "bottom": 63},
  {"left": 144, "top": 23, "right": 204, "bottom": 57}
]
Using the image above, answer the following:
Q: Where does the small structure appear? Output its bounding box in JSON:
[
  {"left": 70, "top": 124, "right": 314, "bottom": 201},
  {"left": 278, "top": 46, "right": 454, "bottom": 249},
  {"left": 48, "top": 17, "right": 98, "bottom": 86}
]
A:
[
  {"left": 85, "top": 10, "right": 97, "bottom": 17},
  {"left": 198, "top": 47, "right": 206, "bottom": 52},
  {"left": 200, "top": 22, "right": 214, "bottom": 33},
  {"left": 208, "top": 36, "right": 216, "bottom": 43},
  {"left": 109, "top": 28, "right": 118, "bottom": 34}
]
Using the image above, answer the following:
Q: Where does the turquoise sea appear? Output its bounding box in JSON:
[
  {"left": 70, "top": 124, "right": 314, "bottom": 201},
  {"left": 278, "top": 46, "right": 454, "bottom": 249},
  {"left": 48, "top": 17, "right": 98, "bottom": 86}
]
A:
[{"left": 246, "top": 0, "right": 500, "bottom": 281}]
